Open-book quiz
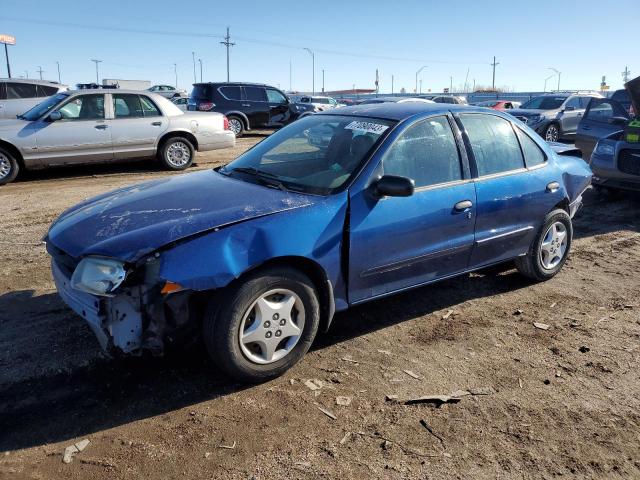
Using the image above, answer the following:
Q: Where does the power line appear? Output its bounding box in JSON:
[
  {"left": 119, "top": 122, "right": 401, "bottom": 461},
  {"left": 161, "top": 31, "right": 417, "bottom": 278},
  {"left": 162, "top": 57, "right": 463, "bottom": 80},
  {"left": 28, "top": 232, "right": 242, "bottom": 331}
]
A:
[{"left": 220, "top": 27, "right": 235, "bottom": 82}]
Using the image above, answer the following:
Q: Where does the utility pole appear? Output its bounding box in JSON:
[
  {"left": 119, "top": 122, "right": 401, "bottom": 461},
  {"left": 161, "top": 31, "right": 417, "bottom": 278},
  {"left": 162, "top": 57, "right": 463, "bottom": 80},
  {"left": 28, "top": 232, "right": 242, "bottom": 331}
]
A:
[
  {"left": 322, "top": 69, "right": 325, "bottom": 93},
  {"left": 375, "top": 68, "right": 379, "bottom": 95},
  {"left": 415, "top": 65, "right": 427, "bottom": 94},
  {"left": 391, "top": 74, "right": 394, "bottom": 94},
  {"left": 24, "top": 70, "right": 28, "bottom": 78},
  {"left": 450, "top": 76, "right": 453, "bottom": 94},
  {"left": 548, "top": 67, "right": 560, "bottom": 91},
  {"left": 36, "top": 66, "right": 44, "bottom": 80},
  {"left": 173, "top": 63, "right": 177, "bottom": 88},
  {"left": 490, "top": 56, "right": 499, "bottom": 91},
  {"left": 622, "top": 66, "right": 631, "bottom": 84},
  {"left": 56, "top": 61, "right": 61, "bottom": 83},
  {"left": 419, "top": 79, "right": 422, "bottom": 93},
  {"left": 289, "top": 59, "right": 292, "bottom": 91},
  {"left": 198, "top": 58, "right": 203, "bottom": 82},
  {"left": 191, "top": 52, "right": 196, "bottom": 83},
  {"left": 303, "top": 48, "right": 314, "bottom": 95},
  {"left": 90, "top": 59, "right": 102, "bottom": 84},
  {"left": 472, "top": 78, "right": 476, "bottom": 92},
  {"left": 220, "top": 27, "right": 235, "bottom": 82}
]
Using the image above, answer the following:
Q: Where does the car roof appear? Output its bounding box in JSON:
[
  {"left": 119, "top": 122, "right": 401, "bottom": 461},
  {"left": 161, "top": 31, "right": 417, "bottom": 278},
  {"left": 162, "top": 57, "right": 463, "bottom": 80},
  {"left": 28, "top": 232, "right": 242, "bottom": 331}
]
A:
[
  {"left": 193, "top": 82, "right": 272, "bottom": 87},
  {"left": 66, "top": 89, "right": 162, "bottom": 96},
  {"left": 0, "top": 78, "right": 66, "bottom": 87},
  {"left": 317, "top": 102, "right": 483, "bottom": 121}
]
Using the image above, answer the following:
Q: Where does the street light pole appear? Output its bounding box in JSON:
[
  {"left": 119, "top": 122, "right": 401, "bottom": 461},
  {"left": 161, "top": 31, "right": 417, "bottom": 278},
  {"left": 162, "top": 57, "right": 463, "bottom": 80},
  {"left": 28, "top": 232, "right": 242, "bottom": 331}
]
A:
[
  {"left": 415, "top": 65, "right": 427, "bottom": 94},
  {"left": 192, "top": 52, "right": 196, "bottom": 83},
  {"left": 56, "top": 61, "right": 61, "bottom": 83},
  {"left": 391, "top": 74, "right": 394, "bottom": 94},
  {"left": 322, "top": 69, "right": 325, "bottom": 93},
  {"left": 303, "top": 48, "right": 315, "bottom": 95},
  {"left": 198, "top": 58, "right": 202, "bottom": 82},
  {"left": 543, "top": 74, "right": 554, "bottom": 92},
  {"left": 90, "top": 59, "right": 102, "bottom": 84},
  {"left": 548, "top": 67, "right": 561, "bottom": 91},
  {"left": 174, "top": 63, "right": 177, "bottom": 88}
]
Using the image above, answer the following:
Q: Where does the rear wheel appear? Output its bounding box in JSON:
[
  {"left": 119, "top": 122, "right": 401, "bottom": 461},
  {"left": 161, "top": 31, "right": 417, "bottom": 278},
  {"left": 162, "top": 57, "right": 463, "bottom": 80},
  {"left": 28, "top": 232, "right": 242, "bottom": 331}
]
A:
[
  {"left": 544, "top": 123, "right": 560, "bottom": 142},
  {"left": 0, "top": 147, "right": 19, "bottom": 186},
  {"left": 515, "top": 209, "right": 572, "bottom": 281},
  {"left": 203, "top": 266, "right": 320, "bottom": 383},
  {"left": 158, "top": 136, "right": 194, "bottom": 170},
  {"left": 227, "top": 116, "right": 245, "bottom": 137}
]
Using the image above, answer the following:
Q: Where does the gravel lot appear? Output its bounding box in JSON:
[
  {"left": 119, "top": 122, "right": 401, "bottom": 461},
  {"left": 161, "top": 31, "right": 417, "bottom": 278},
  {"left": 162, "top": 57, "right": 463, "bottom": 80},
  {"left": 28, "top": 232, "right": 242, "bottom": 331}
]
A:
[{"left": 1, "top": 134, "right": 639, "bottom": 479}]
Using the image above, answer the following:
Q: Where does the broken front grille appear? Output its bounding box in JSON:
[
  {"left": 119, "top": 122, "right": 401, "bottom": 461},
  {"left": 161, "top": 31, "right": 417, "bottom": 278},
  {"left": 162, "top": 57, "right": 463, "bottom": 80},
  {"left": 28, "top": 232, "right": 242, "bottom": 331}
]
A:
[{"left": 618, "top": 149, "right": 640, "bottom": 176}]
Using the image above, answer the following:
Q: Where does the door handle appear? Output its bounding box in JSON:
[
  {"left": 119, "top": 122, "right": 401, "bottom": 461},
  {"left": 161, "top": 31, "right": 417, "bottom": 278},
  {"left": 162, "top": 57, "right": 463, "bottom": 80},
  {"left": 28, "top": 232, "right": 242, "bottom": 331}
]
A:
[
  {"left": 151, "top": 121, "right": 162, "bottom": 126},
  {"left": 94, "top": 124, "right": 108, "bottom": 130},
  {"left": 546, "top": 181, "right": 560, "bottom": 192},
  {"left": 242, "top": 104, "right": 251, "bottom": 107},
  {"left": 454, "top": 200, "right": 473, "bottom": 211}
]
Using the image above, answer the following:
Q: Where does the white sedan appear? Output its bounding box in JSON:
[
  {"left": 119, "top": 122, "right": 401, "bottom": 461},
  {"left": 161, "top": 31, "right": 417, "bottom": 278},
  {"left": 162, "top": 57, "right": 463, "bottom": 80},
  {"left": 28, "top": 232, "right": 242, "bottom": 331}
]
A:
[{"left": 0, "top": 89, "right": 235, "bottom": 185}]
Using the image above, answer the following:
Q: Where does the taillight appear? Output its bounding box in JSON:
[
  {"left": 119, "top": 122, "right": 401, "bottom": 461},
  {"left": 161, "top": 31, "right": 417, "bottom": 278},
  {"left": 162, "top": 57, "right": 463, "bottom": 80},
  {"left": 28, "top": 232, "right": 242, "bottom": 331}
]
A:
[
  {"left": 223, "top": 116, "right": 230, "bottom": 130},
  {"left": 198, "top": 102, "right": 215, "bottom": 111}
]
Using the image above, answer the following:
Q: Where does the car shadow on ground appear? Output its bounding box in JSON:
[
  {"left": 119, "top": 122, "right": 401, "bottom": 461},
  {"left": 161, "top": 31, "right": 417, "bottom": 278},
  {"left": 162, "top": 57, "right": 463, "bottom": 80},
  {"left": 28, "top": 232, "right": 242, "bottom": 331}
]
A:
[
  {"left": 572, "top": 189, "right": 640, "bottom": 240},
  {"left": 0, "top": 268, "right": 532, "bottom": 452}
]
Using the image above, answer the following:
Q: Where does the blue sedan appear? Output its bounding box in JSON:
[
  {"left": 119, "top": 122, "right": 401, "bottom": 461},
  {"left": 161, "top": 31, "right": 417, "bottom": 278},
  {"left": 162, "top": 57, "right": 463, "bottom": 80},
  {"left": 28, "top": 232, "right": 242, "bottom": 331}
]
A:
[{"left": 46, "top": 103, "right": 592, "bottom": 382}]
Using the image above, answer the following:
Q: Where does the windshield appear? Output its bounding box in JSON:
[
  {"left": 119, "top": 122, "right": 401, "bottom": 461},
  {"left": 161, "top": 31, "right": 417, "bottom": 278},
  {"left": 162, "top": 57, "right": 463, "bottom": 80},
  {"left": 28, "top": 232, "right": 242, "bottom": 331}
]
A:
[
  {"left": 478, "top": 100, "right": 499, "bottom": 107},
  {"left": 20, "top": 93, "right": 68, "bottom": 120},
  {"left": 220, "top": 115, "right": 396, "bottom": 195},
  {"left": 520, "top": 96, "right": 566, "bottom": 110}
]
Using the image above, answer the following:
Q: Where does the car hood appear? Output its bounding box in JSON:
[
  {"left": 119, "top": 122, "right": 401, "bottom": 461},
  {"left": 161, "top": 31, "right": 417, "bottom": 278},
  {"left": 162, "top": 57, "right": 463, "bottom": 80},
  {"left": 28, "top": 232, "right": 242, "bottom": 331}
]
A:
[
  {"left": 624, "top": 75, "right": 640, "bottom": 115},
  {"left": 507, "top": 108, "right": 554, "bottom": 117},
  {"left": 47, "top": 169, "right": 316, "bottom": 262}
]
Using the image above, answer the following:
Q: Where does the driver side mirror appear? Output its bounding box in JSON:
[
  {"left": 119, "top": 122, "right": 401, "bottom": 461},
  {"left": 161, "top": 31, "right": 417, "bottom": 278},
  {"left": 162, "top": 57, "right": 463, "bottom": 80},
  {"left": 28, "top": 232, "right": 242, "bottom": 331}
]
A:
[
  {"left": 564, "top": 106, "right": 576, "bottom": 112},
  {"left": 374, "top": 175, "right": 415, "bottom": 197},
  {"left": 48, "top": 111, "right": 62, "bottom": 122}
]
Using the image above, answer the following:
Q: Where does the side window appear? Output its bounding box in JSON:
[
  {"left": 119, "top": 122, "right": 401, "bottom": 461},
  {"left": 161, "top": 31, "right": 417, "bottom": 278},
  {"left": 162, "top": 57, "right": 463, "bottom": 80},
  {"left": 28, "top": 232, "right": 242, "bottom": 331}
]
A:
[
  {"left": 37, "top": 85, "right": 59, "bottom": 97},
  {"left": 585, "top": 102, "right": 614, "bottom": 122},
  {"left": 382, "top": 116, "right": 462, "bottom": 188},
  {"left": 58, "top": 95, "right": 105, "bottom": 120},
  {"left": 245, "top": 87, "right": 267, "bottom": 102},
  {"left": 565, "top": 97, "right": 581, "bottom": 109},
  {"left": 460, "top": 114, "right": 524, "bottom": 176},
  {"left": 6, "top": 82, "right": 38, "bottom": 99},
  {"left": 219, "top": 86, "right": 242, "bottom": 100},
  {"left": 0, "top": 82, "right": 6, "bottom": 100},
  {"left": 112, "top": 94, "right": 143, "bottom": 118},
  {"left": 515, "top": 127, "right": 546, "bottom": 167},
  {"left": 579, "top": 97, "right": 592, "bottom": 109},
  {"left": 266, "top": 89, "right": 287, "bottom": 104},
  {"left": 139, "top": 96, "right": 161, "bottom": 116}
]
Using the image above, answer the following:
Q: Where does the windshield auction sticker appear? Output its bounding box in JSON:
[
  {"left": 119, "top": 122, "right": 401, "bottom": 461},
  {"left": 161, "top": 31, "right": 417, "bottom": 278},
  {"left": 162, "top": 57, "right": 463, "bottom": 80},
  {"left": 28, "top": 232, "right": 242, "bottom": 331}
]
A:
[{"left": 344, "top": 121, "right": 389, "bottom": 135}]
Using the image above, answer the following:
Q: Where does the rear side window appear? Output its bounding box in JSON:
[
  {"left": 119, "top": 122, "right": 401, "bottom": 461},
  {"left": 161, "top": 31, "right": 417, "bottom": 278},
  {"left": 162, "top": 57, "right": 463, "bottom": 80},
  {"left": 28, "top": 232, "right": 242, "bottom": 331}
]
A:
[
  {"left": 191, "top": 84, "right": 213, "bottom": 99},
  {"left": 113, "top": 94, "right": 143, "bottom": 118},
  {"left": 140, "top": 96, "right": 160, "bottom": 116},
  {"left": 219, "top": 86, "right": 242, "bottom": 100},
  {"left": 37, "top": 85, "right": 59, "bottom": 97},
  {"left": 244, "top": 87, "right": 267, "bottom": 102},
  {"left": 515, "top": 128, "right": 546, "bottom": 167},
  {"left": 382, "top": 116, "right": 462, "bottom": 188},
  {"left": 460, "top": 114, "right": 525, "bottom": 176},
  {"left": 6, "top": 82, "right": 38, "bottom": 99},
  {"left": 0, "top": 82, "right": 5, "bottom": 100}
]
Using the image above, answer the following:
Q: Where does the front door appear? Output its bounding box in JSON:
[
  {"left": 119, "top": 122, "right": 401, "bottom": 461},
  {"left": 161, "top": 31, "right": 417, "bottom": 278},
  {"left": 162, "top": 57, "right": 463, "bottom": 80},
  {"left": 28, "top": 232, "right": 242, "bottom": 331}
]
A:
[
  {"left": 576, "top": 99, "right": 630, "bottom": 160},
  {"left": 110, "top": 93, "right": 168, "bottom": 159},
  {"left": 33, "top": 93, "right": 113, "bottom": 165},
  {"left": 348, "top": 115, "right": 476, "bottom": 303},
  {"left": 559, "top": 96, "right": 584, "bottom": 136},
  {"left": 242, "top": 86, "right": 269, "bottom": 128},
  {"left": 266, "top": 88, "right": 291, "bottom": 126}
]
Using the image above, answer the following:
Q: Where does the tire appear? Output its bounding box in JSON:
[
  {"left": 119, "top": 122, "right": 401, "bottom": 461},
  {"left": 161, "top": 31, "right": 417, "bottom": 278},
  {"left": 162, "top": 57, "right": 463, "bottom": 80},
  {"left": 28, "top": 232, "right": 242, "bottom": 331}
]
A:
[
  {"left": 543, "top": 123, "right": 560, "bottom": 142},
  {"left": 203, "top": 266, "right": 320, "bottom": 383},
  {"left": 158, "top": 136, "right": 195, "bottom": 171},
  {"left": 0, "top": 147, "right": 19, "bottom": 186},
  {"left": 515, "top": 208, "right": 572, "bottom": 281},
  {"left": 227, "top": 116, "right": 245, "bottom": 137}
]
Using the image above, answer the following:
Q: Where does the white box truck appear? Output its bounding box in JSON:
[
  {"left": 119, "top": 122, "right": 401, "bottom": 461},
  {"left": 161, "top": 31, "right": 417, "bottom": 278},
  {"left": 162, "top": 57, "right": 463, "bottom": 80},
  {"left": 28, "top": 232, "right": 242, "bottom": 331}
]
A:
[{"left": 102, "top": 79, "right": 151, "bottom": 90}]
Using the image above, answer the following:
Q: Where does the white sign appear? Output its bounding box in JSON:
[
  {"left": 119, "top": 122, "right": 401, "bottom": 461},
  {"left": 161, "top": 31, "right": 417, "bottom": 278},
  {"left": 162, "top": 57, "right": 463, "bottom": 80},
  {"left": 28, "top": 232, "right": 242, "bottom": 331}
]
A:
[
  {"left": 0, "top": 34, "right": 16, "bottom": 45},
  {"left": 344, "top": 121, "right": 389, "bottom": 135}
]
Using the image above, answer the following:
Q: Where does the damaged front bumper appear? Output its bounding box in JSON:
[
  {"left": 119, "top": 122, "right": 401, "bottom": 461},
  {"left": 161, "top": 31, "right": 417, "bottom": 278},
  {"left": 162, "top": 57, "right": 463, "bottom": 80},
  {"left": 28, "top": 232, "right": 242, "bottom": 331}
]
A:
[{"left": 51, "top": 255, "right": 195, "bottom": 356}]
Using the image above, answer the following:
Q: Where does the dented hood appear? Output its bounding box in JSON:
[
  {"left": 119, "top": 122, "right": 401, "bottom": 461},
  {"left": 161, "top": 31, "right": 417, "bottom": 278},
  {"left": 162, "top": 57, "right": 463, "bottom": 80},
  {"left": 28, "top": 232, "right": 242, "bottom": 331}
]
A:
[{"left": 47, "top": 169, "right": 315, "bottom": 261}]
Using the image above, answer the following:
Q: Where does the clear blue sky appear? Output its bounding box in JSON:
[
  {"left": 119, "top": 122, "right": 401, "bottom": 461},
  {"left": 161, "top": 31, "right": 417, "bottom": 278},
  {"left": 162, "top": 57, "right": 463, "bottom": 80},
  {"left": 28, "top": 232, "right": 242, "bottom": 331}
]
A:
[{"left": 1, "top": 0, "right": 637, "bottom": 94}]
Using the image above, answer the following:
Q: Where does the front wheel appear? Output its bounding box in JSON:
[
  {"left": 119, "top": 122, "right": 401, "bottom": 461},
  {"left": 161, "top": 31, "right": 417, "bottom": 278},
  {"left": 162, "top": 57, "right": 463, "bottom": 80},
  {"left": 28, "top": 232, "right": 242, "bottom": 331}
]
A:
[
  {"left": 0, "top": 147, "right": 19, "bottom": 186},
  {"left": 544, "top": 123, "right": 560, "bottom": 142},
  {"left": 515, "top": 209, "right": 572, "bottom": 281},
  {"left": 158, "top": 137, "right": 195, "bottom": 171},
  {"left": 203, "top": 266, "right": 320, "bottom": 383}
]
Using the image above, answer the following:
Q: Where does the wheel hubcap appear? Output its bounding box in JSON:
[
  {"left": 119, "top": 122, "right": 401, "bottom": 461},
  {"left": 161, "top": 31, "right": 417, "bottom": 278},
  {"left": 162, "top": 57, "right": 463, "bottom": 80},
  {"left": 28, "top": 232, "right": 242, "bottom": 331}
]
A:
[
  {"left": 539, "top": 221, "right": 568, "bottom": 269},
  {"left": 238, "top": 289, "right": 305, "bottom": 364},
  {"left": 166, "top": 141, "right": 191, "bottom": 167},
  {"left": 545, "top": 125, "right": 559, "bottom": 142},
  {"left": 0, "top": 153, "right": 11, "bottom": 180},
  {"left": 229, "top": 119, "right": 242, "bottom": 135}
]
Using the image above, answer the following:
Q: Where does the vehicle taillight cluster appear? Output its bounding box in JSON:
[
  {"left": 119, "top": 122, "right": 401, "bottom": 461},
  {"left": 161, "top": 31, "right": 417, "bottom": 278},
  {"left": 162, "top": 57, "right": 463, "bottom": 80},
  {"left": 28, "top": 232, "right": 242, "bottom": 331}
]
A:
[
  {"left": 198, "top": 102, "right": 215, "bottom": 111},
  {"left": 223, "top": 116, "right": 230, "bottom": 130}
]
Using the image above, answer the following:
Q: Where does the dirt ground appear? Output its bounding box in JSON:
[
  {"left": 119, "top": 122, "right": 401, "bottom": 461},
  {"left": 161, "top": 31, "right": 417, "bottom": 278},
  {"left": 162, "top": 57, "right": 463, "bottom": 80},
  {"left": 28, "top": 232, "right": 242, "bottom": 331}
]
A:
[{"left": 1, "top": 134, "right": 639, "bottom": 480}]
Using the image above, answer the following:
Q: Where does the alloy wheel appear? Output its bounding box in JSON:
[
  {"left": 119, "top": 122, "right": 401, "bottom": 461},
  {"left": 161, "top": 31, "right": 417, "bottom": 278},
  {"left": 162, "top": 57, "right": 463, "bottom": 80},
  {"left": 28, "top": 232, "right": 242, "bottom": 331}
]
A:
[
  {"left": 0, "top": 152, "right": 12, "bottom": 180},
  {"left": 166, "top": 141, "right": 191, "bottom": 167},
  {"left": 539, "top": 221, "right": 568, "bottom": 270},
  {"left": 238, "top": 288, "right": 305, "bottom": 364},
  {"left": 545, "top": 125, "right": 559, "bottom": 142},
  {"left": 229, "top": 118, "right": 242, "bottom": 136}
]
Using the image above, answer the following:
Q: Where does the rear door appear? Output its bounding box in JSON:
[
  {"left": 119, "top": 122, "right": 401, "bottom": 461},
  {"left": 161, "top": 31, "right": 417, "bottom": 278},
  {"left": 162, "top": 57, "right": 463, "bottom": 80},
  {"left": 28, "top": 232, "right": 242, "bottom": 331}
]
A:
[
  {"left": 33, "top": 93, "right": 113, "bottom": 165},
  {"left": 458, "top": 113, "right": 563, "bottom": 267},
  {"left": 265, "top": 88, "right": 291, "bottom": 126},
  {"left": 109, "top": 93, "right": 167, "bottom": 159},
  {"left": 575, "top": 99, "right": 629, "bottom": 160},
  {"left": 242, "top": 86, "right": 269, "bottom": 127}
]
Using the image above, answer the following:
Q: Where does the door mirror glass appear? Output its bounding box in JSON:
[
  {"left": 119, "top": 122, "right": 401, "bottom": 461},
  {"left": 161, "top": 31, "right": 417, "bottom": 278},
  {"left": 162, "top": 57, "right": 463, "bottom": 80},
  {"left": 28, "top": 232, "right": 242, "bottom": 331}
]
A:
[
  {"left": 375, "top": 175, "right": 415, "bottom": 197},
  {"left": 48, "top": 111, "right": 62, "bottom": 121}
]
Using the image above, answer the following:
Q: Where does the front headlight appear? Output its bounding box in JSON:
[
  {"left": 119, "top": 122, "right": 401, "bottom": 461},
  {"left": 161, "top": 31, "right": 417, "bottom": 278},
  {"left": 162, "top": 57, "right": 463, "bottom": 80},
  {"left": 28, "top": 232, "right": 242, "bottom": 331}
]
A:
[
  {"left": 71, "top": 257, "right": 126, "bottom": 296},
  {"left": 595, "top": 143, "right": 615, "bottom": 156},
  {"left": 530, "top": 114, "right": 545, "bottom": 124}
]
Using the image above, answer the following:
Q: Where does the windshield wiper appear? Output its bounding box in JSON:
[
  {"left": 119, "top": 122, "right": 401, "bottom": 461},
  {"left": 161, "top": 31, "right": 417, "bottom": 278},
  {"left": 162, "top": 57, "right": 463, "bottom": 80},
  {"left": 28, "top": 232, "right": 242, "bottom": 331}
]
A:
[{"left": 230, "top": 166, "right": 289, "bottom": 192}]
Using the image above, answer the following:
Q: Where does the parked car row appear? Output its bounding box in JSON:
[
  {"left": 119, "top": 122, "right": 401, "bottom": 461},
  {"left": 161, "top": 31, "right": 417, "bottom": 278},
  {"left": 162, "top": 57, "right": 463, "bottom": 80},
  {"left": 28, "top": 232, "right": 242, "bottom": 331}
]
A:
[{"left": 0, "top": 78, "right": 68, "bottom": 120}]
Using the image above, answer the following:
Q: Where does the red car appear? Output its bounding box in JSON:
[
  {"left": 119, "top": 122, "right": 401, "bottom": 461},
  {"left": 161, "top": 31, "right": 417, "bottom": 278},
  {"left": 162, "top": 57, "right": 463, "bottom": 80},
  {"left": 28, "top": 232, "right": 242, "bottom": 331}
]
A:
[{"left": 475, "top": 100, "right": 521, "bottom": 110}]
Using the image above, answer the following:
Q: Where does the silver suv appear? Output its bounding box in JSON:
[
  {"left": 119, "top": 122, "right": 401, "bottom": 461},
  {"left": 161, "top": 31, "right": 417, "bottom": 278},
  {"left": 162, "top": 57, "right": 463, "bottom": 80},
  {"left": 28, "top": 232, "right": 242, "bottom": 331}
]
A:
[
  {"left": 507, "top": 92, "right": 602, "bottom": 142},
  {"left": 0, "top": 79, "right": 68, "bottom": 119}
]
